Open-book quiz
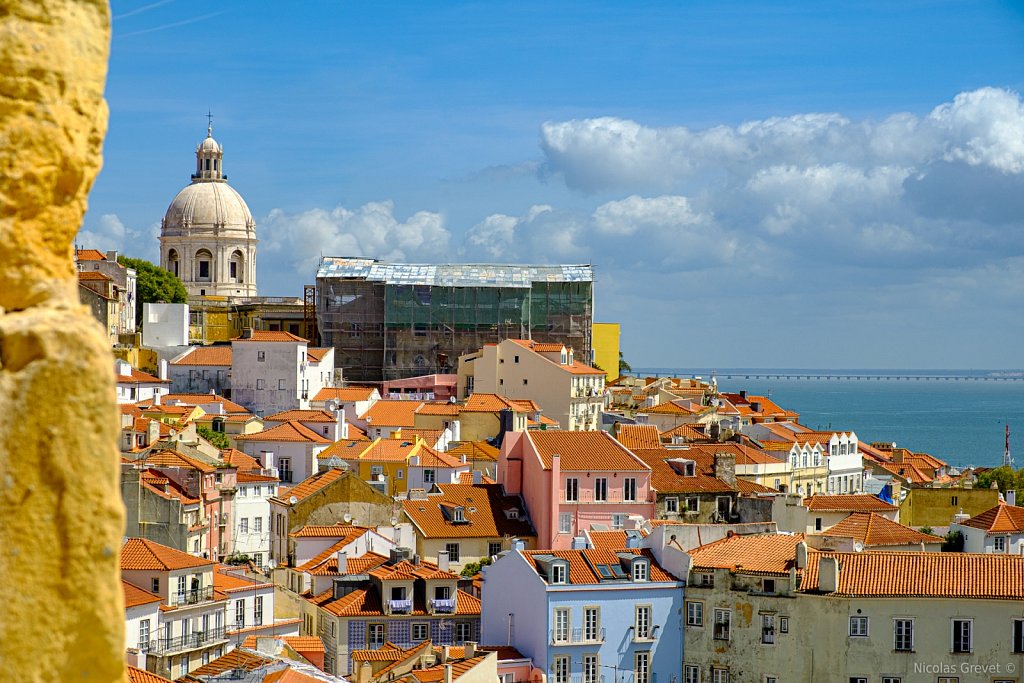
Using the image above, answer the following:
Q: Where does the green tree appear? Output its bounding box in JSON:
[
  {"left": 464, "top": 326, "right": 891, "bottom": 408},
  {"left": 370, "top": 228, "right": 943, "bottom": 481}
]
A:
[
  {"left": 196, "top": 425, "right": 230, "bottom": 449},
  {"left": 118, "top": 255, "right": 188, "bottom": 326},
  {"left": 975, "top": 465, "right": 1023, "bottom": 493},
  {"left": 942, "top": 529, "right": 964, "bottom": 552},
  {"left": 618, "top": 350, "right": 632, "bottom": 375},
  {"left": 460, "top": 556, "right": 491, "bottom": 577},
  {"left": 918, "top": 526, "right": 933, "bottom": 536}
]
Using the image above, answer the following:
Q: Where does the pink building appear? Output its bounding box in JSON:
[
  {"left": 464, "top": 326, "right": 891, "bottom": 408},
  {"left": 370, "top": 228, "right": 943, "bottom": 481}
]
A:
[{"left": 498, "top": 431, "right": 655, "bottom": 549}]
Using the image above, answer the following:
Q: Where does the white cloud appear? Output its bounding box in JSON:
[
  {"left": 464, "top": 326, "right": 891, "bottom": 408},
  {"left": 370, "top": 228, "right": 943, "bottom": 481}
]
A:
[{"left": 76, "top": 213, "right": 160, "bottom": 261}]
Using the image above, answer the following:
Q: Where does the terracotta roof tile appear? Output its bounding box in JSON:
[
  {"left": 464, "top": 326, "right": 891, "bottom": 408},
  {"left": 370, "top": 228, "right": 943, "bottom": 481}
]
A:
[
  {"left": 121, "top": 538, "right": 213, "bottom": 571},
  {"left": 233, "top": 330, "right": 308, "bottom": 343},
  {"left": 528, "top": 431, "right": 650, "bottom": 472},
  {"left": 116, "top": 365, "right": 171, "bottom": 384},
  {"left": 457, "top": 471, "right": 495, "bottom": 484},
  {"left": 311, "top": 587, "right": 481, "bottom": 617},
  {"left": 271, "top": 467, "right": 349, "bottom": 505},
  {"left": 283, "top": 636, "right": 325, "bottom": 653},
  {"left": 362, "top": 400, "right": 423, "bottom": 427},
  {"left": 822, "top": 512, "right": 942, "bottom": 546},
  {"left": 139, "top": 448, "right": 218, "bottom": 474},
  {"left": 127, "top": 666, "right": 173, "bottom": 683},
  {"left": 290, "top": 523, "right": 373, "bottom": 538},
  {"left": 221, "top": 448, "right": 262, "bottom": 471},
  {"left": 804, "top": 494, "right": 898, "bottom": 512},
  {"left": 307, "top": 347, "right": 332, "bottom": 362},
  {"left": 76, "top": 248, "right": 108, "bottom": 261},
  {"left": 313, "top": 386, "right": 378, "bottom": 402},
  {"left": 958, "top": 504, "right": 1024, "bottom": 533},
  {"left": 235, "top": 420, "right": 331, "bottom": 444},
  {"left": 521, "top": 548, "right": 680, "bottom": 585},
  {"left": 298, "top": 547, "right": 390, "bottom": 576},
  {"left": 447, "top": 441, "right": 499, "bottom": 462},
  {"left": 461, "top": 393, "right": 523, "bottom": 413},
  {"left": 170, "top": 346, "right": 233, "bottom": 366},
  {"left": 164, "top": 393, "right": 248, "bottom": 413},
  {"left": 265, "top": 409, "right": 338, "bottom": 423},
  {"left": 587, "top": 530, "right": 647, "bottom": 551},
  {"left": 236, "top": 471, "right": 279, "bottom": 483},
  {"left": 615, "top": 424, "right": 662, "bottom": 450},
  {"left": 631, "top": 448, "right": 736, "bottom": 493},
  {"left": 122, "top": 580, "right": 163, "bottom": 608},
  {"left": 801, "top": 551, "right": 1024, "bottom": 598},
  {"left": 412, "top": 656, "right": 491, "bottom": 683},
  {"left": 402, "top": 484, "right": 534, "bottom": 540},
  {"left": 188, "top": 649, "right": 274, "bottom": 677},
  {"left": 416, "top": 402, "right": 461, "bottom": 416},
  {"left": 689, "top": 533, "right": 807, "bottom": 576},
  {"left": 79, "top": 270, "right": 112, "bottom": 281},
  {"left": 660, "top": 423, "right": 707, "bottom": 441}
]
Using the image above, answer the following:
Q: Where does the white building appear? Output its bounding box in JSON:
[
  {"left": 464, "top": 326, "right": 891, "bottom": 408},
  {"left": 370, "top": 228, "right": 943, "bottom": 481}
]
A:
[
  {"left": 230, "top": 471, "right": 280, "bottom": 567},
  {"left": 311, "top": 386, "right": 381, "bottom": 424},
  {"left": 951, "top": 501, "right": 1024, "bottom": 554},
  {"left": 234, "top": 421, "right": 332, "bottom": 485},
  {"left": 159, "top": 126, "right": 258, "bottom": 299},
  {"left": 116, "top": 359, "right": 170, "bottom": 404},
  {"left": 231, "top": 330, "right": 335, "bottom": 417},
  {"left": 123, "top": 580, "right": 162, "bottom": 671},
  {"left": 168, "top": 345, "right": 232, "bottom": 395},
  {"left": 142, "top": 303, "right": 190, "bottom": 348}
]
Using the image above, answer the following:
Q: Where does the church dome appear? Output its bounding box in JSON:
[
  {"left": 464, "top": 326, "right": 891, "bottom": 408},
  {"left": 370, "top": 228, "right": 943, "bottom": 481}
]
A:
[{"left": 162, "top": 180, "right": 255, "bottom": 237}]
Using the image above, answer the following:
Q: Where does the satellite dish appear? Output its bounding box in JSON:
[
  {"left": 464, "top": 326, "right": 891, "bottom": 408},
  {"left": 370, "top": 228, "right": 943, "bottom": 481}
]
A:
[
  {"left": 377, "top": 474, "right": 386, "bottom": 482},
  {"left": 343, "top": 513, "right": 353, "bottom": 523},
  {"left": 289, "top": 496, "right": 298, "bottom": 505}
]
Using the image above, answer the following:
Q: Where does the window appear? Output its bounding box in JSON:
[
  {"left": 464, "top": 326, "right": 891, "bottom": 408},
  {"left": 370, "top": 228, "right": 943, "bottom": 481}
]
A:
[
  {"left": 624, "top": 477, "right": 637, "bottom": 501},
  {"left": 712, "top": 669, "right": 729, "bottom": 683},
  {"left": 850, "top": 616, "right": 869, "bottom": 637},
  {"left": 761, "top": 614, "right": 776, "bottom": 644},
  {"left": 565, "top": 478, "right": 579, "bottom": 502},
  {"left": 514, "top": 355, "right": 520, "bottom": 364},
  {"left": 254, "top": 517, "right": 262, "bottom": 533},
  {"left": 279, "top": 459, "right": 291, "bottom": 483},
  {"left": 177, "top": 575, "right": 187, "bottom": 598},
  {"left": 559, "top": 513, "right": 573, "bottom": 534},
  {"left": 239, "top": 518, "right": 249, "bottom": 533},
  {"left": 952, "top": 619, "right": 972, "bottom": 653},
  {"left": 138, "top": 619, "right": 150, "bottom": 649},
  {"left": 995, "top": 536, "right": 1006, "bottom": 552},
  {"left": 257, "top": 351, "right": 266, "bottom": 362},
  {"left": 665, "top": 497, "right": 679, "bottom": 514},
  {"left": 453, "top": 507, "right": 465, "bottom": 522},
  {"left": 584, "top": 607, "right": 600, "bottom": 641},
  {"left": 423, "top": 469, "right": 436, "bottom": 483},
  {"left": 632, "top": 560, "right": 648, "bottom": 581},
  {"left": 370, "top": 465, "right": 384, "bottom": 478},
  {"left": 278, "top": 379, "right": 286, "bottom": 390},
  {"left": 198, "top": 260, "right": 210, "bottom": 279},
  {"left": 951, "top": 495, "right": 958, "bottom": 506},
  {"left": 635, "top": 605, "right": 652, "bottom": 640},
  {"left": 235, "top": 599, "right": 245, "bottom": 629},
  {"left": 455, "top": 622, "right": 472, "bottom": 643},
  {"left": 583, "top": 654, "right": 599, "bottom": 683},
  {"left": 714, "top": 609, "right": 731, "bottom": 641},
  {"left": 202, "top": 651, "right": 210, "bottom": 666},
  {"left": 252, "top": 553, "right": 261, "bottom": 566},
  {"left": 881, "top": 678, "right": 902, "bottom": 683},
  {"left": 445, "top": 543, "right": 460, "bottom": 563},
  {"left": 523, "top": 379, "right": 528, "bottom": 386},
  {"left": 635, "top": 651, "right": 650, "bottom": 683},
  {"left": 686, "top": 601, "right": 704, "bottom": 627},
  {"left": 684, "top": 665, "right": 701, "bottom": 683},
  {"left": 256, "top": 378, "right": 265, "bottom": 390},
  {"left": 849, "top": 678, "right": 867, "bottom": 683},
  {"left": 553, "top": 608, "right": 570, "bottom": 643},
  {"left": 685, "top": 497, "right": 699, "bottom": 513},
  {"left": 594, "top": 478, "right": 608, "bottom": 502},
  {"left": 151, "top": 578, "right": 160, "bottom": 593},
  {"left": 551, "top": 563, "right": 567, "bottom": 584},
  {"left": 179, "top": 656, "right": 189, "bottom": 677},
  {"left": 780, "top": 616, "right": 789, "bottom": 634},
  {"left": 368, "top": 623, "right": 385, "bottom": 648},
  {"left": 894, "top": 618, "right": 914, "bottom": 652},
  {"left": 552, "top": 656, "right": 569, "bottom": 683},
  {"left": 762, "top": 578, "right": 775, "bottom": 594},
  {"left": 696, "top": 572, "right": 714, "bottom": 587},
  {"left": 412, "top": 623, "right": 429, "bottom": 641},
  {"left": 611, "top": 513, "right": 626, "bottom": 529},
  {"left": 1014, "top": 619, "right": 1024, "bottom": 653}
]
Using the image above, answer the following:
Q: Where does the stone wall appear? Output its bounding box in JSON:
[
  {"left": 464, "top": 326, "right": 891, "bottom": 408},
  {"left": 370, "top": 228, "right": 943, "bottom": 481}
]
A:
[{"left": 0, "top": 2, "right": 124, "bottom": 681}]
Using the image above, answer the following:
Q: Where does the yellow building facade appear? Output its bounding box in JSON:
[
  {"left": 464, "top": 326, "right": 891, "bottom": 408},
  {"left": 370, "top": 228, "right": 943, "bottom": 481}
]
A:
[{"left": 592, "top": 321, "right": 621, "bottom": 381}]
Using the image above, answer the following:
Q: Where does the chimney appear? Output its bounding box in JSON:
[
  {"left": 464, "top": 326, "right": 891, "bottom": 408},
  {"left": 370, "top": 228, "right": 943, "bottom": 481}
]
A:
[
  {"left": 336, "top": 551, "right": 348, "bottom": 575},
  {"left": 713, "top": 452, "right": 737, "bottom": 488},
  {"left": 356, "top": 661, "right": 372, "bottom": 683},
  {"left": 749, "top": 401, "right": 761, "bottom": 413},
  {"left": 263, "top": 451, "right": 275, "bottom": 471},
  {"left": 739, "top": 390, "right": 747, "bottom": 400},
  {"left": 105, "top": 249, "right": 118, "bottom": 262},
  {"left": 147, "top": 419, "right": 160, "bottom": 445},
  {"left": 437, "top": 550, "right": 450, "bottom": 572},
  {"left": 158, "top": 358, "right": 169, "bottom": 381},
  {"left": 1008, "top": 490, "right": 1017, "bottom": 507},
  {"left": 795, "top": 541, "right": 808, "bottom": 569},
  {"left": 464, "top": 641, "right": 476, "bottom": 659},
  {"left": 472, "top": 470, "right": 482, "bottom": 485},
  {"left": 818, "top": 556, "right": 840, "bottom": 593},
  {"left": 443, "top": 666, "right": 453, "bottom": 683},
  {"left": 439, "top": 646, "right": 450, "bottom": 664},
  {"left": 512, "top": 538, "right": 526, "bottom": 551}
]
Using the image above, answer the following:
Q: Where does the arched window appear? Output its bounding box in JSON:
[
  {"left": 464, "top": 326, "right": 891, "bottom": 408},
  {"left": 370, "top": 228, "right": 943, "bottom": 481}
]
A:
[
  {"left": 195, "top": 249, "right": 213, "bottom": 281},
  {"left": 229, "top": 250, "right": 245, "bottom": 282},
  {"left": 167, "top": 249, "right": 180, "bottom": 278}
]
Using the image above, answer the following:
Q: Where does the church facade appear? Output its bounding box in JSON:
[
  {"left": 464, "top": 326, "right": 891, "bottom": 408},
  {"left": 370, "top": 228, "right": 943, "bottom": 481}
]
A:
[{"left": 159, "top": 126, "right": 258, "bottom": 299}]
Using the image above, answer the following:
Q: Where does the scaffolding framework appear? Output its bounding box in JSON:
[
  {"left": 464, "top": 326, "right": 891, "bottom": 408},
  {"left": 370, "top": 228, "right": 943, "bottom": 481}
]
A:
[{"left": 316, "top": 258, "right": 594, "bottom": 382}]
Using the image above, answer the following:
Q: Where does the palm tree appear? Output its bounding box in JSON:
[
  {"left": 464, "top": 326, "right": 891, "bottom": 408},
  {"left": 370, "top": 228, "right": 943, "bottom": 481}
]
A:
[{"left": 618, "top": 351, "right": 632, "bottom": 375}]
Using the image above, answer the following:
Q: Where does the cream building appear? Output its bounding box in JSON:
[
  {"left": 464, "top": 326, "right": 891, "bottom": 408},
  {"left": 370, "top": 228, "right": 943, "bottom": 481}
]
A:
[{"left": 160, "top": 125, "right": 258, "bottom": 299}]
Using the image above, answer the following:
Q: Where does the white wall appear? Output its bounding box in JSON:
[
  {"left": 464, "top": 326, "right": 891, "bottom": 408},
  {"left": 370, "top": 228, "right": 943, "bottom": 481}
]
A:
[{"left": 143, "top": 303, "right": 190, "bottom": 348}]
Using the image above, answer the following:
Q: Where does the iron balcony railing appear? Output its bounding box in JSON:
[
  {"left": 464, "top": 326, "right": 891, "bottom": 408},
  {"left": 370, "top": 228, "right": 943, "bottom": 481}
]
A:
[
  {"left": 431, "top": 598, "right": 456, "bottom": 613},
  {"left": 550, "top": 627, "right": 607, "bottom": 645},
  {"left": 146, "top": 626, "right": 228, "bottom": 654},
  {"left": 170, "top": 585, "right": 216, "bottom": 607}
]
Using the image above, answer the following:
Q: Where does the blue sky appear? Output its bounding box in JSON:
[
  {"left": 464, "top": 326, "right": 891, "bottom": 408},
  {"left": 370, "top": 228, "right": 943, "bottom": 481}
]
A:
[{"left": 81, "top": 1, "right": 1024, "bottom": 369}]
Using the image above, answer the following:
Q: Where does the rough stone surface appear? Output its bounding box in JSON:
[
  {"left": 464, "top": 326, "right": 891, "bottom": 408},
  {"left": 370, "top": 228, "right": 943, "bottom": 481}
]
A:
[{"left": 0, "top": 2, "right": 125, "bottom": 681}]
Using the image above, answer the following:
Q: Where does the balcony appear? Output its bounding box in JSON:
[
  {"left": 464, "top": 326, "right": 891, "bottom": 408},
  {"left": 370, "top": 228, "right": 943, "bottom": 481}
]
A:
[
  {"left": 147, "top": 626, "right": 228, "bottom": 654},
  {"left": 169, "top": 586, "right": 216, "bottom": 607},
  {"left": 431, "top": 598, "right": 456, "bottom": 613},
  {"left": 388, "top": 598, "right": 412, "bottom": 614},
  {"left": 560, "top": 490, "right": 655, "bottom": 504},
  {"left": 550, "top": 627, "right": 607, "bottom": 645},
  {"left": 279, "top": 471, "right": 294, "bottom": 484}
]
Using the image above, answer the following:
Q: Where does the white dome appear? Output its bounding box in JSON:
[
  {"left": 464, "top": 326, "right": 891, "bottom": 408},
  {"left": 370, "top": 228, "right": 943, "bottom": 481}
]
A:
[
  {"left": 199, "top": 135, "right": 221, "bottom": 153},
  {"left": 162, "top": 180, "right": 255, "bottom": 237}
]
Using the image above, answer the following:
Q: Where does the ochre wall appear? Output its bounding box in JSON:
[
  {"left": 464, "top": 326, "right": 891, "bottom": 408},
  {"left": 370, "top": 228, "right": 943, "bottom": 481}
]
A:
[{"left": 0, "top": 2, "right": 126, "bottom": 681}]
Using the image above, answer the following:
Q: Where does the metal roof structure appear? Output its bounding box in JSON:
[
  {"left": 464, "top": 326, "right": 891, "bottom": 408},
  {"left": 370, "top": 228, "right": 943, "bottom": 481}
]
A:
[{"left": 317, "top": 257, "right": 593, "bottom": 288}]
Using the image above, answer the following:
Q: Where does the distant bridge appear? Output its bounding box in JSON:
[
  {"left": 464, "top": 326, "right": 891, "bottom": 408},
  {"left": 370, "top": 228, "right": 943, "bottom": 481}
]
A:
[{"left": 709, "top": 373, "right": 1023, "bottom": 382}]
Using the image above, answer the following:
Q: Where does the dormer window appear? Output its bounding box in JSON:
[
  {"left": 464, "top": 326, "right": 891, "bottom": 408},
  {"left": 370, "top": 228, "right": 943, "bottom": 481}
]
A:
[
  {"left": 453, "top": 506, "right": 466, "bottom": 523},
  {"left": 632, "top": 560, "right": 649, "bottom": 582},
  {"left": 551, "top": 563, "right": 568, "bottom": 584},
  {"left": 561, "top": 351, "right": 568, "bottom": 364}
]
